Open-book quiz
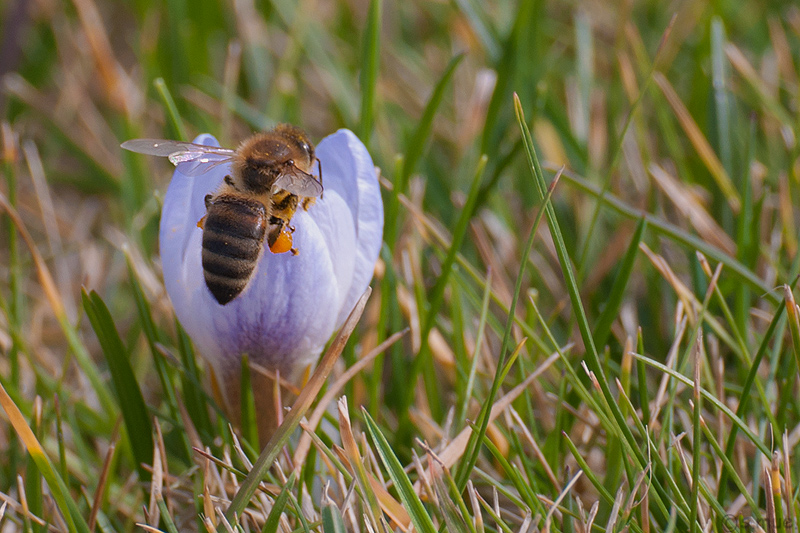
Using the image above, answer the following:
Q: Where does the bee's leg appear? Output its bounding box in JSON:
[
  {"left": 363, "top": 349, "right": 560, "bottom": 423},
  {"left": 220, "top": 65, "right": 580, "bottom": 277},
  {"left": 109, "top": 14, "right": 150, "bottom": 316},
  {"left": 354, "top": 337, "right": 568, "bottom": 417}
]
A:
[
  {"left": 316, "top": 157, "right": 324, "bottom": 199},
  {"left": 198, "top": 194, "right": 214, "bottom": 228},
  {"left": 301, "top": 197, "right": 316, "bottom": 210},
  {"left": 288, "top": 224, "right": 295, "bottom": 233},
  {"left": 224, "top": 175, "right": 237, "bottom": 189},
  {"left": 290, "top": 247, "right": 298, "bottom": 256}
]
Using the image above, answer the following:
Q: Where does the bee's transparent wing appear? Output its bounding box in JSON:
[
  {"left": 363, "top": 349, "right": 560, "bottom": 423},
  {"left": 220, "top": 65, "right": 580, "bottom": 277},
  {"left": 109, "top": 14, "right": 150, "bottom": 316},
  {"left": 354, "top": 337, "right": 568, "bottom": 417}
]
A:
[
  {"left": 171, "top": 154, "right": 235, "bottom": 176},
  {"left": 273, "top": 167, "right": 324, "bottom": 197},
  {"left": 121, "top": 139, "right": 235, "bottom": 176}
]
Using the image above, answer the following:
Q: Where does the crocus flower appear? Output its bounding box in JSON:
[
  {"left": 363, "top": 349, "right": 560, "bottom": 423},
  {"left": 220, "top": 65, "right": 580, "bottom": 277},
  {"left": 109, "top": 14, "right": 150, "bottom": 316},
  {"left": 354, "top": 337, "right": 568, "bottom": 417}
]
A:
[{"left": 159, "top": 129, "right": 383, "bottom": 404}]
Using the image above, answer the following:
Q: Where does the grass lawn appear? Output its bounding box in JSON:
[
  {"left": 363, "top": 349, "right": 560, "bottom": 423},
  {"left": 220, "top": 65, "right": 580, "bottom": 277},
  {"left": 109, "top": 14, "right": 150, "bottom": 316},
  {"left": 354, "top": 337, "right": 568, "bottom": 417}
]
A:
[{"left": 1, "top": 0, "right": 799, "bottom": 531}]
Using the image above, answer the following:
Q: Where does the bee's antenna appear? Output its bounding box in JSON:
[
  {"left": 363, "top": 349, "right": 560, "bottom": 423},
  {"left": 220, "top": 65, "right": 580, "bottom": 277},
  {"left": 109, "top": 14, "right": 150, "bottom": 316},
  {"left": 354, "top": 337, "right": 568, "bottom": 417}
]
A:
[{"left": 317, "top": 157, "right": 324, "bottom": 199}]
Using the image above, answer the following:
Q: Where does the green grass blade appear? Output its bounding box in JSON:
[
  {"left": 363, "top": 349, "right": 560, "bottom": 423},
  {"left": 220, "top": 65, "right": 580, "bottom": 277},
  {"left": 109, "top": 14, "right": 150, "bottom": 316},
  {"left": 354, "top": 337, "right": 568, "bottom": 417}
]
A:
[
  {"left": 513, "top": 93, "right": 683, "bottom": 523},
  {"left": 320, "top": 501, "right": 347, "bottom": 533},
  {"left": 358, "top": 0, "right": 381, "bottom": 144},
  {"left": 125, "top": 258, "right": 190, "bottom": 457},
  {"left": 452, "top": 0, "right": 499, "bottom": 60},
  {"left": 453, "top": 163, "right": 560, "bottom": 489},
  {"left": 689, "top": 335, "right": 703, "bottom": 533},
  {"left": 433, "top": 468, "right": 471, "bottom": 533},
  {"left": 362, "top": 409, "right": 437, "bottom": 533},
  {"left": 478, "top": 0, "right": 536, "bottom": 157},
  {"left": 81, "top": 289, "right": 154, "bottom": 481},
  {"left": 456, "top": 268, "right": 493, "bottom": 428},
  {"left": 455, "top": 339, "right": 526, "bottom": 490},
  {"left": 238, "top": 355, "right": 258, "bottom": 449},
  {"left": 439, "top": 460, "right": 478, "bottom": 533},
  {"left": 402, "top": 53, "right": 464, "bottom": 184},
  {"left": 54, "top": 395, "right": 68, "bottom": 480},
  {"left": 156, "top": 496, "right": 180, "bottom": 533},
  {"left": 0, "top": 380, "right": 91, "bottom": 533},
  {"left": 576, "top": 15, "right": 676, "bottom": 272},
  {"left": 261, "top": 472, "right": 296, "bottom": 533},
  {"left": 715, "top": 300, "right": 786, "bottom": 522},
  {"left": 700, "top": 419, "right": 759, "bottom": 517},
  {"left": 592, "top": 217, "right": 647, "bottom": 348},
  {"left": 633, "top": 351, "right": 770, "bottom": 456},
  {"left": 735, "top": 117, "right": 757, "bottom": 332},
  {"left": 154, "top": 77, "right": 188, "bottom": 141},
  {"left": 2, "top": 128, "right": 23, "bottom": 392},
  {"left": 402, "top": 155, "right": 487, "bottom": 425},
  {"left": 25, "top": 403, "right": 44, "bottom": 533},
  {"left": 175, "top": 321, "right": 215, "bottom": 441},
  {"left": 710, "top": 18, "right": 733, "bottom": 183},
  {"left": 785, "top": 287, "right": 800, "bottom": 388},
  {"left": 636, "top": 328, "right": 650, "bottom": 426},
  {"left": 481, "top": 432, "right": 540, "bottom": 512}
]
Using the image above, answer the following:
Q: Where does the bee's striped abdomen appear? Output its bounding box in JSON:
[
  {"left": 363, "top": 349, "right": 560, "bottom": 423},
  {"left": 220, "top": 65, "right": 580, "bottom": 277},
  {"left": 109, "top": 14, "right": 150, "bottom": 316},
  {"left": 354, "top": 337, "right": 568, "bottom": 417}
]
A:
[{"left": 201, "top": 194, "right": 267, "bottom": 305}]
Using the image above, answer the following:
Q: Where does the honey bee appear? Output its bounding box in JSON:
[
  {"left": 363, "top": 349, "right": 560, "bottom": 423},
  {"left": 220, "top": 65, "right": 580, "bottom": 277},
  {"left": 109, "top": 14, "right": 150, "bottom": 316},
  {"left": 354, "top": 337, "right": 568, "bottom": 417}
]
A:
[{"left": 122, "top": 124, "right": 323, "bottom": 305}]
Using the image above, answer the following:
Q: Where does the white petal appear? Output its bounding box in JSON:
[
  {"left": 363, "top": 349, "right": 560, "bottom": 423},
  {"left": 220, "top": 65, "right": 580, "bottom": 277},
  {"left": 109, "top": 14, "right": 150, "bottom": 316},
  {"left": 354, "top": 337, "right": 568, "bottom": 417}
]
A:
[
  {"left": 305, "top": 189, "right": 356, "bottom": 311},
  {"left": 313, "top": 130, "right": 384, "bottom": 327}
]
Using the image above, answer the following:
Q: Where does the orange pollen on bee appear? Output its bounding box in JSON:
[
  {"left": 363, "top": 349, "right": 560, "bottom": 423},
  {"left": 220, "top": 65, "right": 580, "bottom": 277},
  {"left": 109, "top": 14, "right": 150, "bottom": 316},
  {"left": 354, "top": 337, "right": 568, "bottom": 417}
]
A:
[{"left": 270, "top": 228, "right": 294, "bottom": 254}]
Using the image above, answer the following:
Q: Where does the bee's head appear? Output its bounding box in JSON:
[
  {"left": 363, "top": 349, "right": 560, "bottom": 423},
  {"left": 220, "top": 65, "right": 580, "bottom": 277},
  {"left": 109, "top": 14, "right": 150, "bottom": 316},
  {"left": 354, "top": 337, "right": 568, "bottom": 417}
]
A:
[
  {"left": 273, "top": 124, "right": 315, "bottom": 164},
  {"left": 233, "top": 126, "right": 316, "bottom": 194}
]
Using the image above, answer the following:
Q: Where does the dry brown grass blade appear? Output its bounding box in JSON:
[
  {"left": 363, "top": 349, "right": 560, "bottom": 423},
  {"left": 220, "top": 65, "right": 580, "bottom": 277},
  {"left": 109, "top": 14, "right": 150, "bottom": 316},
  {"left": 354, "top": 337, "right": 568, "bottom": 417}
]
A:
[
  {"left": 70, "top": 0, "right": 138, "bottom": 115},
  {"left": 508, "top": 407, "right": 559, "bottom": 491},
  {"left": 414, "top": 349, "right": 559, "bottom": 489},
  {"left": 653, "top": 72, "right": 740, "bottom": 212},
  {"left": 221, "top": 41, "right": 242, "bottom": 144},
  {"left": 175, "top": 397, "right": 203, "bottom": 452},
  {"left": 16, "top": 476, "right": 29, "bottom": 531},
  {"left": 0, "top": 493, "right": 47, "bottom": 531},
  {"left": 148, "top": 440, "right": 163, "bottom": 527},
  {"left": 3, "top": 74, "right": 123, "bottom": 176},
  {"left": 202, "top": 453, "right": 217, "bottom": 529},
  {"left": 0, "top": 190, "right": 66, "bottom": 319},
  {"left": 292, "top": 328, "right": 409, "bottom": 469},
  {"left": 136, "top": 525, "right": 166, "bottom": 533},
  {"left": 367, "top": 470, "right": 412, "bottom": 531},
  {"left": 88, "top": 441, "right": 116, "bottom": 533},
  {"left": 639, "top": 242, "right": 697, "bottom": 322},
  {"left": 778, "top": 174, "right": 797, "bottom": 258},
  {"left": 543, "top": 470, "right": 582, "bottom": 531},
  {"left": 725, "top": 42, "right": 794, "bottom": 127},
  {"left": 648, "top": 163, "right": 736, "bottom": 255},
  {"left": 1, "top": 122, "right": 18, "bottom": 162},
  {"left": 338, "top": 398, "right": 383, "bottom": 531},
  {"left": 604, "top": 485, "right": 626, "bottom": 533},
  {"left": 344, "top": 422, "right": 411, "bottom": 530},
  {"left": 768, "top": 17, "right": 799, "bottom": 89},
  {"left": 649, "top": 314, "right": 687, "bottom": 425},
  {"left": 466, "top": 481, "right": 483, "bottom": 533},
  {"left": 24, "top": 140, "right": 78, "bottom": 321},
  {"left": 764, "top": 462, "right": 777, "bottom": 533}
]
